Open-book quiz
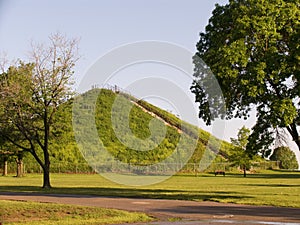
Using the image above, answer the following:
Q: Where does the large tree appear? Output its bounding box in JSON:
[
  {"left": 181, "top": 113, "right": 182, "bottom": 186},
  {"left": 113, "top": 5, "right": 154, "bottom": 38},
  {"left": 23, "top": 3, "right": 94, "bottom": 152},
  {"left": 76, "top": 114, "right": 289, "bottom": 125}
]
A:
[
  {"left": 191, "top": 0, "right": 300, "bottom": 156},
  {"left": 0, "top": 33, "right": 79, "bottom": 188}
]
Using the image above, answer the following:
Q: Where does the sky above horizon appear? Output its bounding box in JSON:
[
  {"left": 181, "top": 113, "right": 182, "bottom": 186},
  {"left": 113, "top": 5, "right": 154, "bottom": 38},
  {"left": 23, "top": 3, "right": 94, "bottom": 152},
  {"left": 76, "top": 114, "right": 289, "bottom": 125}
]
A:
[{"left": 0, "top": 0, "right": 299, "bottom": 164}]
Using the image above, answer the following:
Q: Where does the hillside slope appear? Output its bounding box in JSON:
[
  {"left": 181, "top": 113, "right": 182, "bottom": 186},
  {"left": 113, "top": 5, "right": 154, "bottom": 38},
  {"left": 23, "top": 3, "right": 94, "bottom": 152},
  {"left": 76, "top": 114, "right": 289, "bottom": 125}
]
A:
[
  {"left": 22, "top": 88, "right": 232, "bottom": 173},
  {"left": 72, "top": 88, "right": 231, "bottom": 168}
]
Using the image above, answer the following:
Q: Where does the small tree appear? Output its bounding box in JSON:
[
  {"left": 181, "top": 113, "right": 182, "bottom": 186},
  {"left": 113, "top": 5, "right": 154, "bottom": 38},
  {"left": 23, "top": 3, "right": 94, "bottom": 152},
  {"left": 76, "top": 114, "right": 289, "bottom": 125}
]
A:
[
  {"left": 229, "top": 126, "right": 252, "bottom": 177},
  {"left": 0, "top": 33, "right": 79, "bottom": 188},
  {"left": 270, "top": 146, "right": 298, "bottom": 170}
]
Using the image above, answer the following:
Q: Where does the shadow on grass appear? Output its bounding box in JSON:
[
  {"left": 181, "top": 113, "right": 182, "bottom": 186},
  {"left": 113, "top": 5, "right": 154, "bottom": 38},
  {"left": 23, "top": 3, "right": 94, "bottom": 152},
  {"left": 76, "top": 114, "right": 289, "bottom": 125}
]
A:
[
  {"left": 247, "top": 172, "right": 300, "bottom": 179},
  {"left": 243, "top": 183, "right": 300, "bottom": 187},
  {"left": 223, "top": 170, "right": 300, "bottom": 179},
  {"left": 0, "top": 186, "right": 250, "bottom": 202},
  {"left": 152, "top": 205, "right": 300, "bottom": 221}
]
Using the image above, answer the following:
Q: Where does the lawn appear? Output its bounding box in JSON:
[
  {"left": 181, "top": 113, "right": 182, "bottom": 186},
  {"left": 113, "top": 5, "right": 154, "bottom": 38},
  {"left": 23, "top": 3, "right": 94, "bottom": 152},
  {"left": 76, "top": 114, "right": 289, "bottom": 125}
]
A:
[
  {"left": 1, "top": 170, "right": 300, "bottom": 208},
  {"left": 0, "top": 200, "right": 151, "bottom": 225}
]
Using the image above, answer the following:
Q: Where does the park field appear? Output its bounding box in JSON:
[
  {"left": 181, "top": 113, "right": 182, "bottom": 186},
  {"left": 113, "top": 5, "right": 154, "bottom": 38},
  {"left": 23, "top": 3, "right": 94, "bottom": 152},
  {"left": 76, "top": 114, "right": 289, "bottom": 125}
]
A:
[{"left": 1, "top": 170, "right": 300, "bottom": 208}]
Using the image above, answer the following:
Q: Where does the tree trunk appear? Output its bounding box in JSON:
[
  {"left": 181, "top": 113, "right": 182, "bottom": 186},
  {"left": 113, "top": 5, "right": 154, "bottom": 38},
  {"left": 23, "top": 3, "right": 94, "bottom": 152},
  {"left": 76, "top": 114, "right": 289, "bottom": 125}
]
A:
[
  {"left": 287, "top": 123, "right": 300, "bottom": 151},
  {"left": 16, "top": 152, "right": 23, "bottom": 177},
  {"left": 295, "top": 137, "right": 300, "bottom": 152},
  {"left": 42, "top": 111, "right": 51, "bottom": 189},
  {"left": 30, "top": 147, "right": 52, "bottom": 188},
  {"left": 16, "top": 158, "right": 23, "bottom": 177},
  {"left": 42, "top": 147, "right": 51, "bottom": 188},
  {"left": 243, "top": 165, "right": 246, "bottom": 177},
  {"left": 3, "top": 159, "right": 8, "bottom": 176},
  {"left": 42, "top": 164, "right": 51, "bottom": 189}
]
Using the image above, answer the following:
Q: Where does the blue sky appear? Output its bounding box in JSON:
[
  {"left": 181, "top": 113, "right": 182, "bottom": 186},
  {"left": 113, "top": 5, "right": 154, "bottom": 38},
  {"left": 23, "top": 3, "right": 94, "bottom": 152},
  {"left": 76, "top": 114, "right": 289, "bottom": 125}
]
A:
[
  {"left": 1, "top": 0, "right": 298, "bottom": 165},
  {"left": 0, "top": 0, "right": 228, "bottom": 80}
]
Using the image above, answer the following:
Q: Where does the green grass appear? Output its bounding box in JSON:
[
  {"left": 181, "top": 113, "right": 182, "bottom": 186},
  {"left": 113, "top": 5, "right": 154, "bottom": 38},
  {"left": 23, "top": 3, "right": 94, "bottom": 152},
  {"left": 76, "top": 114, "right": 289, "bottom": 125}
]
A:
[
  {"left": 36, "top": 88, "right": 231, "bottom": 173},
  {"left": 0, "top": 200, "right": 152, "bottom": 225},
  {"left": 1, "top": 170, "right": 300, "bottom": 208}
]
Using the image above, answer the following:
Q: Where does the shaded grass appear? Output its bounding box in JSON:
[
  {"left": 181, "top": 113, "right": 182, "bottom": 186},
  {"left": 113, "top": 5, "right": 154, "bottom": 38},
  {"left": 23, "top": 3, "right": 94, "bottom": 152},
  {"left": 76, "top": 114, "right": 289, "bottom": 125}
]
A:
[
  {"left": 0, "top": 200, "right": 152, "bottom": 225},
  {"left": 0, "top": 170, "right": 300, "bottom": 208}
]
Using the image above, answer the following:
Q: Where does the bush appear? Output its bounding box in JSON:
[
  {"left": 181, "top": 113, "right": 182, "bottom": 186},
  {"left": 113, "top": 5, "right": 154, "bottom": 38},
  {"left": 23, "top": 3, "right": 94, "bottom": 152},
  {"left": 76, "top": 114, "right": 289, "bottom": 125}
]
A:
[{"left": 270, "top": 146, "right": 298, "bottom": 169}]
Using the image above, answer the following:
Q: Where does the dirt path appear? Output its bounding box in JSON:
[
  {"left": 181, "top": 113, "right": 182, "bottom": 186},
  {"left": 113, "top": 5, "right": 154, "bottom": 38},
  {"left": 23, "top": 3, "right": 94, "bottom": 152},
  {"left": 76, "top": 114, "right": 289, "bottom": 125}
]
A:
[
  {"left": 1, "top": 192, "right": 300, "bottom": 224},
  {"left": 131, "top": 100, "right": 182, "bottom": 133}
]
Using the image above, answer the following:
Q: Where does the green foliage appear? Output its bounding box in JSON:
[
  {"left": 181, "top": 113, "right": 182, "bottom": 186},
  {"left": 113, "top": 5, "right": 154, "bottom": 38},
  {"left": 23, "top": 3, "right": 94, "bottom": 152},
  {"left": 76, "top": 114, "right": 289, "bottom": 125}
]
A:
[
  {"left": 191, "top": 0, "right": 300, "bottom": 156},
  {"left": 229, "top": 127, "right": 253, "bottom": 176},
  {"left": 270, "top": 146, "right": 298, "bottom": 169},
  {"left": 0, "top": 62, "right": 35, "bottom": 149},
  {"left": 231, "top": 126, "right": 250, "bottom": 150}
]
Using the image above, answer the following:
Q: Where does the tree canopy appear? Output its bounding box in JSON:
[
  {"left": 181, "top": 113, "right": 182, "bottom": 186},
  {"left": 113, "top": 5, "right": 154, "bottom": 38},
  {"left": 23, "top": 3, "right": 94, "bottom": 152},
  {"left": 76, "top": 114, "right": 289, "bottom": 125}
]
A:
[
  {"left": 270, "top": 146, "right": 298, "bottom": 169},
  {"left": 191, "top": 0, "right": 300, "bottom": 156}
]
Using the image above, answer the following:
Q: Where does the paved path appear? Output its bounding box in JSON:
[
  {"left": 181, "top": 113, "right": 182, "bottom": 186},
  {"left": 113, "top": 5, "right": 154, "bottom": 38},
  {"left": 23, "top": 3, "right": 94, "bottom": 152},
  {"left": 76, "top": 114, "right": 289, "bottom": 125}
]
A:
[{"left": 1, "top": 192, "right": 300, "bottom": 224}]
